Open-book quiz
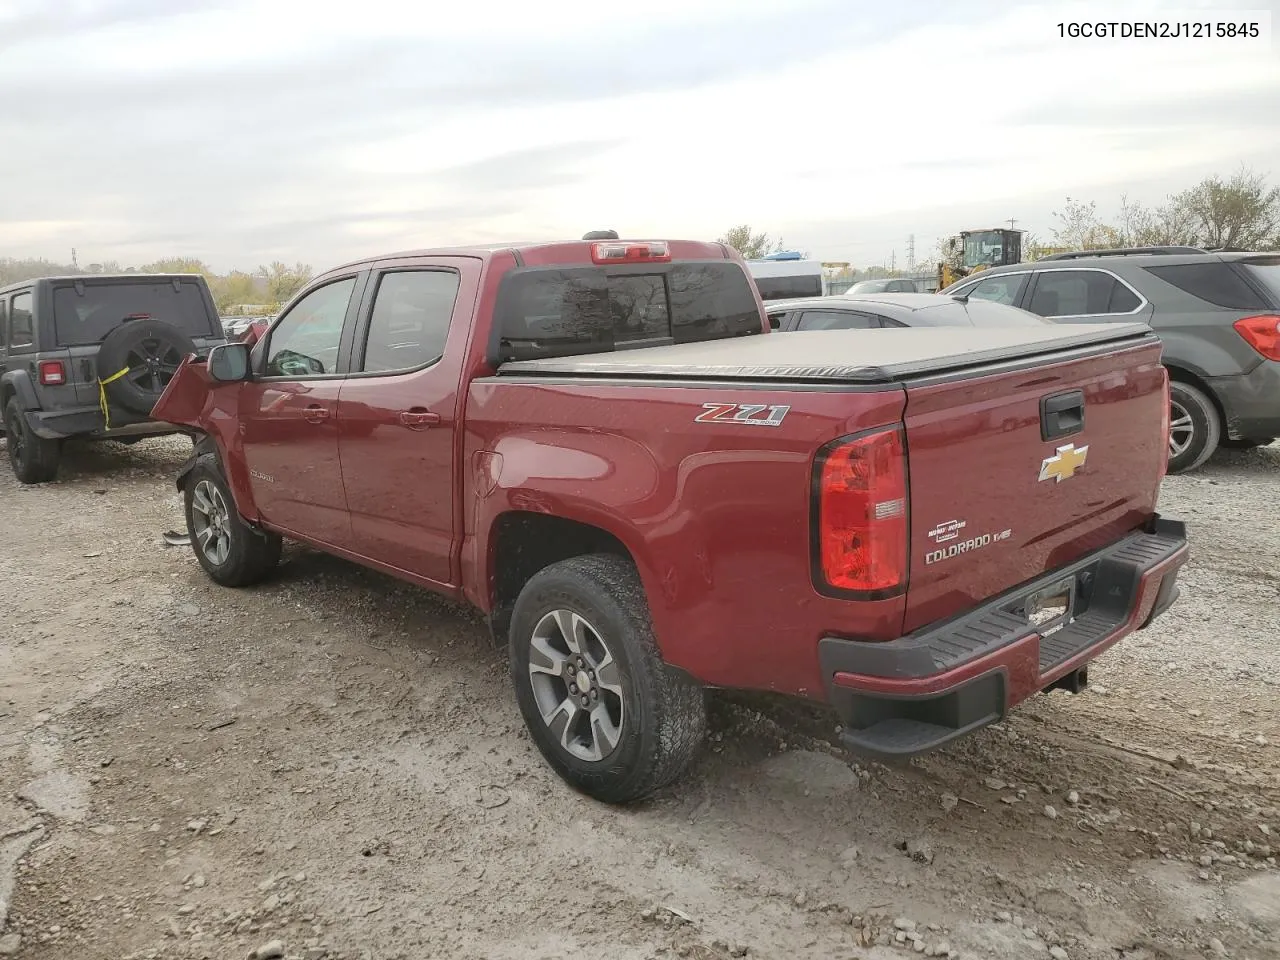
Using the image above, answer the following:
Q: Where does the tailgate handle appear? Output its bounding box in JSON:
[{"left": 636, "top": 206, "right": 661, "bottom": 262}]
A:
[{"left": 1040, "top": 390, "right": 1084, "bottom": 441}]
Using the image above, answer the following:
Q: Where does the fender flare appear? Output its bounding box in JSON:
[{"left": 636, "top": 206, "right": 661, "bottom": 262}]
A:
[
  {"left": 0, "top": 370, "right": 41, "bottom": 411},
  {"left": 174, "top": 432, "right": 219, "bottom": 494}
]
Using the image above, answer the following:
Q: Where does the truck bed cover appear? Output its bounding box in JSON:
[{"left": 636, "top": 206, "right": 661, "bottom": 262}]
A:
[{"left": 497, "top": 323, "right": 1155, "bottom": 384}]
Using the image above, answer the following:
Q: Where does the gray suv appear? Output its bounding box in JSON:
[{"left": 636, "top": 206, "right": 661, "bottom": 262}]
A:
[
  {"left": 1, "top": 274, "right": 225, "bottom": 483},
  {"left": 941, "top": 248, "right": 1280, "bottom": 473}
]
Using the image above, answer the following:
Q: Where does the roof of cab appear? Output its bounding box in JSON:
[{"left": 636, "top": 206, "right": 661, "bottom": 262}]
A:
[
  {"left": 0, "top": 273, "right": 209, "bottom": 295},
  {"left": 322, "top": 238, "right": 733, "bottom": 276}
]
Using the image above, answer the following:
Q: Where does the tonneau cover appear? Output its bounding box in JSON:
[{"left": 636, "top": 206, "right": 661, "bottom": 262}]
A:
[{"left": 496, "top": 323, "right": 1154, "bottom": 383}]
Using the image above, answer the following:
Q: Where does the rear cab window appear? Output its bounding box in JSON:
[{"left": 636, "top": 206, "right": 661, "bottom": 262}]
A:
[
  {"left": 797, "top": 310, "right": 877, "bottom": 331},
  {"left": 494, "top": 261, "right": 763, "bottom": 362},
  {"left": 49, "top": 279, "right": 218, "bottom": 346}
]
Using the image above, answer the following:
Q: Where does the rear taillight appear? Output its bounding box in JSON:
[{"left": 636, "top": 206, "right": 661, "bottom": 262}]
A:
[
  {"left": 1233, "top": 314, "right": 1280, "bottom": 361},
  {"left": 590, "top": 240, "right": 671, "bottom": 264},
  {"left": 813, "top": 427, "right": 908, "bottom": 596},
  {"left": 37, "top": 360, "right": 67, "bottom": 386}
]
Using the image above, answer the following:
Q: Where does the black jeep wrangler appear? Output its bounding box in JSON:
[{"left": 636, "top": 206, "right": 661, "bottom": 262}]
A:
[{"left": 0, "top": 274, "right": 225, "bottom": 483}]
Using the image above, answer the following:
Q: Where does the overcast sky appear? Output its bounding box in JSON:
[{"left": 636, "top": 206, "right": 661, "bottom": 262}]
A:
[{"left": 1, "top": 0, "right": 1276, "bottom": 273}]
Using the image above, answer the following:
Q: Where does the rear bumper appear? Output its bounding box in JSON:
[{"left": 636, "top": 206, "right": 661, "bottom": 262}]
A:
[
  {"left": 24, "top": 405, "right": 176, "bottom": 440},
  {"left": 819, "top": 516, "right": 1188, "bottom": 759},
  {"left": 1208, "top": 360, "right": 1280, "bottom": 440}
]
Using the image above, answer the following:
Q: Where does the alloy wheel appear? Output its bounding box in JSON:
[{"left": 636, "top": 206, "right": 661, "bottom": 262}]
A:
[{"left": 527, "top": 609, "right": 626, "bottom": 762}]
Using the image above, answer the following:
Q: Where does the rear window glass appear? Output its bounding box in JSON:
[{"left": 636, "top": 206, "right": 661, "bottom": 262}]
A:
[
  {"left": 958, "top": 300, "right": 1051, "bottom": 326},
  {"left": 753, "top": 273, "right": 823, "bottom": 301},
  {"left": 1143, "top": 262, "right": 1271, "bottom": 310},
  {"left": 494, "top": 262, "right": 763, "bottom": 361},
  {"left": 1237, "top": 260, "right": 1280, "bottom": 305},
  {"left": 51, "top": 280, "right": 215, "bottom": 346}
]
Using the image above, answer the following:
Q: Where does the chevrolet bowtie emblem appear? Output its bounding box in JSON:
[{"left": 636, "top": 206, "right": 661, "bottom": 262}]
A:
[{"left": 1039, "top": 443, "right": 1089, "bottom": 483}]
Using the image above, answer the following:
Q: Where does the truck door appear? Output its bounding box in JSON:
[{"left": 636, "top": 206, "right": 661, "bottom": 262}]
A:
[
  {"left": 238, "top": 273, "right": 363, "bottom": 547},
  {"left": 335, "top": 257, "right": 481, "bottom": 587}
]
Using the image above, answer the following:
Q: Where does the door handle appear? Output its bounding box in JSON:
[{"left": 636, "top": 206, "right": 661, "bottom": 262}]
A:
[
  {"left": 303, "top": 404, "right": 331, "bottom": 424},
  {"left": 398, "top": 409, "right": 441, "bottom": 430},
  {"left": 1040, "top": 390, "right": 1084, "bottom": 441}
]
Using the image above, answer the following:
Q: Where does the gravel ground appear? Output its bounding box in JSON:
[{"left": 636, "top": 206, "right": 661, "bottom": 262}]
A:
[{"left": 1, "top": 435, "right": 1278, "bottom": 960}]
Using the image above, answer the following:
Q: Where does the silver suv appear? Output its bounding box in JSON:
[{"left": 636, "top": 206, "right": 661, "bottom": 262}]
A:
[
  {"left": 1, "top": 274, "right": 225, "bottom": 483},
  {"left": 942, "top": 248, "right": 1280, "bottom": 473}
]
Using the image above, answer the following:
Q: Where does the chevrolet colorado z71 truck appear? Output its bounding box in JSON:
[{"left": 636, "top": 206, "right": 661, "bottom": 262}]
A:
[{"left": 151, "top": 238, "right": 1188, "bottom": 804}]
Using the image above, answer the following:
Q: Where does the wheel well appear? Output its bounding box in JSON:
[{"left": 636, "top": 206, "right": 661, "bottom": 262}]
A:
[
  {"left": 1165, "top": 364, "right": 1226, "bottom": 430},
  {"left": 488, "top": 512, "right": 632, "bottom": 646}
]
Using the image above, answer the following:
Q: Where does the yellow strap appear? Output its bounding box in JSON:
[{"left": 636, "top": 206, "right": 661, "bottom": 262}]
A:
[{"left": 98, "top": 367, "right": 130, "bottom": 431}]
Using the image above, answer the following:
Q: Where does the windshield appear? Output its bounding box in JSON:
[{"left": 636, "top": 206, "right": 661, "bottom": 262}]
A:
[
  {"left": 962, "top": 232, "right": 1007, "bottom": 269},
  {"left": 52, "top": 279, "right": 216, "bottom": 346},
  {"left": 494, "top": 261, "right": 763, "bottom": 361},
  {"left": 850, "top": 280, "right": 890, "bottom": 293}
]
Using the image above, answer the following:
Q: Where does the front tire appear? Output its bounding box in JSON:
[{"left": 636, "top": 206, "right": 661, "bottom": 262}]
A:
[
  {"left": 183, "top": 455, "right": 281, "bottom": 587},
  {"left": 509, "top": 554, "right": 707, "bottom": 804},
  {"left": 4, "top": 398, "right": 61, "bottom": 484},
  {"left": 1167, "top": 381, "right": 1220, "bottom": 474}
]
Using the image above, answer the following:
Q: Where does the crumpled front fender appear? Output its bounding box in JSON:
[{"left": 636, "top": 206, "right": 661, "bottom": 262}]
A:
[{"left": 152, "top": 354, "right": 214, "bottom": 430}]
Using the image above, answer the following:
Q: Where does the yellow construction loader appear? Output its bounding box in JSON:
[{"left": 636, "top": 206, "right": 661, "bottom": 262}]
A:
[{"left": 937, "top": 228, "right": 1025, "bottom": 290}]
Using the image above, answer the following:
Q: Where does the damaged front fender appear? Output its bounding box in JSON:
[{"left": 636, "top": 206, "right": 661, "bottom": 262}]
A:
[{"left": 152, "top": 353, "right": 215, "bottom": 431}]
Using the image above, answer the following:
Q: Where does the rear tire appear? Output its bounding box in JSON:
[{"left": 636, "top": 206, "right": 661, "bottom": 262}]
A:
[
  {"left": 4, "top": 398, "right": 61, "bottom": 484},
  {"left": 183, "top": 455, "right": 281, "bottom": 587},
  {"left": 509, "top": 554, "right": 706, "bottom": 804},
  {"left": 1167, "top": 381, "right": 1220, "bottom": 474}
]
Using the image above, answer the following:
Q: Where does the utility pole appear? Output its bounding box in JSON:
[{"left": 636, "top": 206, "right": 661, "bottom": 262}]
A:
[
  {"left": 906, "top": 234, "right": 915, "bottom": 272},
  {"left": 890, "top": 250, "right": 897, "bottom": 272},
  {"left": 1008, "top": 218, "right": 1018, "bottom": 231},
  {"left": 71, "top": 248, "right": 78, "bottom": 269}
]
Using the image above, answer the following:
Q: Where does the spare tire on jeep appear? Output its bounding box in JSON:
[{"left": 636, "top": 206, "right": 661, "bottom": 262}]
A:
[{"left": 96, "top": 318, "right": 197, "bottom": 416}]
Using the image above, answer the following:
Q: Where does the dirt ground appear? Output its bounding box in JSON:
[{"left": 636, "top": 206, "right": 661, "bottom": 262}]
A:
[{"left": 2, "top": 436, "right": 1278, "bottom": 960}]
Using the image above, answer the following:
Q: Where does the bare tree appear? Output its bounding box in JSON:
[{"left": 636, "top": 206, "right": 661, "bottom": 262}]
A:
[
  {"left": 717, "top": 225, "right": 784, "bottom": 259},
  {"left": 1172, "top": 167, "right": 1280, "bottom": 250}
]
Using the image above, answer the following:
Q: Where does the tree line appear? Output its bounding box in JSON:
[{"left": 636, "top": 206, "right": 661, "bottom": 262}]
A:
[
  {"left": 1047, "top": 167, "right": 1280, "bottom": 252},
  {"left": 724, "top": 166, "right": 1280, "bottom": 279},
  {"left": 0, "top": 256, "right": 313, "bottom": 315}
]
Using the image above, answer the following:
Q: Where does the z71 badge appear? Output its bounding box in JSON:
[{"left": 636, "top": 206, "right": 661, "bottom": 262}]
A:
[{"left": 695, "top": 402, "right": 790, "bottom": 427}]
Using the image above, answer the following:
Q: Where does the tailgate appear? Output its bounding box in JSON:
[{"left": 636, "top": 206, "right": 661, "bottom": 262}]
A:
[{"left": 902, "top": 337, "right": 1167, "bottom": 633}]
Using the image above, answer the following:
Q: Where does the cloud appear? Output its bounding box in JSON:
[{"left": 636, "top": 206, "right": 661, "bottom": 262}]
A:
[{"left": 0, "top": 0, "right": 1275, "bottom": 271}]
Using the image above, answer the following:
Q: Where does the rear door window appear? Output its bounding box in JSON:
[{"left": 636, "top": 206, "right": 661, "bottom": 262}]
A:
[
  {"left": 50, "top": 280, "right": 216, "bottom": 346},
  {"left": 1026, "top": 270, "right": 1139, "bottom": 317},
  {"left": 962, "top": 273, "right": 1027, "bottom": 306},
  {"left": 495, "top": 262, "right": 762, "bottom": 361},
  {"left": 360, "top": 269, "right": 461, "bottom": 373},
  {"left": 10, "top": 292, "right": 33, "bottom": 348},
  {"left": 796, "top": 310, "right": 878, "bottom": 331}
]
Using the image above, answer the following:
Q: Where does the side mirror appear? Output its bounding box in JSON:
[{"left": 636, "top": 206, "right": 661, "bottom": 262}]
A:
[{"left": 208, "top": 342, "right": 251, "bottom": 382}]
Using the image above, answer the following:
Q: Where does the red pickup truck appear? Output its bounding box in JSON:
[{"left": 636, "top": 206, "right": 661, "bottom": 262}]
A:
[{"left": 153, "top": 237, "right": 1188, "bottom": 803}]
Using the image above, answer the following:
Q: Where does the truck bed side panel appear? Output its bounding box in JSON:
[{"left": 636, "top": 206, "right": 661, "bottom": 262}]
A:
[{"left": 462, "top": 378, "right": 906, "bottom": 698}]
